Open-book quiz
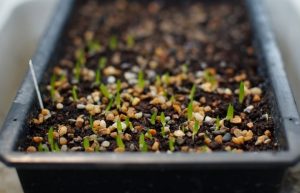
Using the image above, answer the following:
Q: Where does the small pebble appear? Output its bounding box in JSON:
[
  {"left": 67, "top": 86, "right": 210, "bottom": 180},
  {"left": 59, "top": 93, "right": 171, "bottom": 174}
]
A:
[
  {"left": 222, "top": 133, "right": 232, "bottom": 142},
  {"left": 58, "top": 126, "right": 68, "bottom": 136},
  {"left": 151, "top": 141, "right": 160, "bottom": 151},
  {"left": 32, "top": 136, "right": 43, "bottom": 143},
  {"left": 134, "top": 112, "right": 143, "bottom": 119},
  {"left": 101, "top": 141, "right": 110, "bottom": 147},
  {"left": 26, "top": 146, "right": 37, "bottom": 152},
  {"left": 230, "top": 115, "right": 242, "bottom": 124},
  {"left": 176, "top": 137, "right": 185, "bottom": 145},
  {"left": 214, "top": 135, "right": 223, "bottom": 144},
  {"left": 106, "top": 113, "right": 115, "bottom": 121},
  {"left": 247, "top": 122, "right": 254, "bottom": 128},
  {"left": 244, "top": 105, "right": 254, "bottom": 113},
  {"left": 112, "top": 121, "right": 127, "bottom": 130},
  {"left": 174, "top": 130, "right": 185, "bottom": 137},
  {"left": 77, "top": 104, "right": 86, "bottom": 109},
  {"left": 59, "top": 137, "right": 68, "bottom": 145},
  {"left": 61, "top": 145, "right": 68, "bottom": 152},
  {"left": 56, "top": 103, "right": 64, "bottom": 109},
  {"left": 107, "top": 76, "right": 116, "bottom": 84},
  {"left": 132, "top": 97, "right": 141, "bottom": 106}
]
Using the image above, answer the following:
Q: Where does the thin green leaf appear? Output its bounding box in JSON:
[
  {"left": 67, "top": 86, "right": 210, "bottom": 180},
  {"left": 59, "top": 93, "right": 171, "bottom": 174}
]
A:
[
  {"left": 109, "top": 36, "right": 118, "bottom": 50},
  {"left": 88, "top": 40, "right": 101, "bottom": 55},
  {"left": 83, "top": 137, "right": 90, "bottom": 150},
  {"left": 105, "top": 97, "right": 114, "bottom": 112},
  {"left": 98, "top": 57, "right": 107, "bottom": 69},
  {"left": 192, "top": 120, "right": 200, "bottom": 141},
  {"left": 139, "top": 133, "right": 147, "bottom": 152},
  {"left": 216, "top": 116, "right": 220, "bottom": 130},
  {"left": 169, "top": 137, "right": 175, "bottom": 152},
  {"left": 138, "top": 71, "right": 145, "bottom": 89},
  {"left": 187, "top": 101, "right": 193, "bottom": 120},
  {"left": 54, "top": 143, "right": 60, "bottom": 152},
  {"left": 116, "top": 134, "right": 125, "bottom": 149},
  {"left": 150, "top": 111, "right": 157, "bottom": 125},
  {"left": 100, "top": 84, "right": 110, "bottom": 98},
  {"left": 72, "top": 86, "right": 78, "bottom": 101},
  {"left": 126, "top": 35, "right": 135, "bottom": 48},
  {"left": 95, "top": 69, "right": 101, "bottom": 85},
  {"left": 239, "top": 82, "right": 245, "bottom": 104},
  {"left": 204, "top": 70, "right": 216, "bottom": 86},
  {"left": 89, "top": 115, "right": 94, "bottom": 129},
  {"left": 117, "top": 120, "right": 123, "bottom": 134},
  {"left": 160, "top": 112, "right": 166, "bottom": 126},
  {"left": 38, "top": 143, "right": 44, "bottom": 152},
  {"left": 48, "top": 127, "right": 54, "bottom": 151},
  {"left": 189, "top": 84, "right": 196, "bottom": 100},
  {"left": 226, "top": 104, "right": 234, "bottom": 121}
]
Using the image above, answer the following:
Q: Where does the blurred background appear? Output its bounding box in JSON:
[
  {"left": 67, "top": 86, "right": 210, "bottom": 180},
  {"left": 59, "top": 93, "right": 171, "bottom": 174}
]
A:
[{"left": 0, "top": 0, "right": 299, "bottom": 192}]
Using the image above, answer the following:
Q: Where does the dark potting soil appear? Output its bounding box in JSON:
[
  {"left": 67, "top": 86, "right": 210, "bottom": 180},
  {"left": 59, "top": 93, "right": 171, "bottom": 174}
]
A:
[{"left": 19, "top": 0, "right": 278, "bottom": 153}]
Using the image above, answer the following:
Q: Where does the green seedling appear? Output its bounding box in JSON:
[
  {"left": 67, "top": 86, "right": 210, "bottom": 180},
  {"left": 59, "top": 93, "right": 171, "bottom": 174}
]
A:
[
  {"left": 139, "top": 133, "right": 148, "bottom": 152},
  {"left": 76, "top": 48, "right": 85, "bottom": 66},
  {"left": 160, "top": 112, "right": 166, "bottom": 137},
  {"left": 48, "top": 127, "right": 54, "bottom": 151},
  {"left": 239, "top": 82, "right": 245, "bottom": 104},
  {"left": 87, "top": 40, "right": 101, "bottom": 55},
  {"left": 187, "top": 101, "right": 193, "bottom": 121},
  {"left": 145, "top": 129, "right": 153, "bottom": 140},
  {"left": 117, "top": 120, "right": 123, "bottom": 134},
  {"left": 126, "top": 34, "right": 135, "bottom": 48},
  {"left": 109, "top": 35, "right": 118, "bottom": 50},
  {"left": 226, "top": 104, "right": 234, "bottom": 121},
  {"left": 169, "top": 137, "right": 175, "bottom": 152},
  {"left": 169, "top": 95, "right": 175, "bottom": 103},
  {"left": 54, "top": 143, "right": 60, "bottom": 152},
  {"left": 204, "top": 70, "right": 217, "bottom": 86},
  {"left": 105, "top": 97, "right": 114, "bottom": 112},
  {"left": 138, "top": 71, "right": 145, "bottom": 89},
  {"left": 192, "top": 120, "right": 200, "bottom": 141},
  {"left": 162, "top": 73, "right": 170, "bottom": 85},
  {"left": 189, "top": 84, "right": 196, "bottom": 100},
  {"left": 83, "top": 137, "right": 90, "bottom": 151},
  {"left": 150, "top": 111, "right": 157, "bottom": 125},
  {"left": 116, "top": 134, "right": 125, "bottom": 149},
  {"left": 125, "top": 117, "right": 134, "bottom": 131},
  {"left": 50, "top": 74, "right": 56, "bottom": 102},
  {"left": 94, "top": 69, "right": 101, "bottom": 85},
  {"left": 100, "top": 84, "right": 110, "bottom": 98},
  {"left": 215, "top": 116, "right": 220, "bottom": 130},
  {"left": 115, "top": 80, "right": 121, "bottom": 109},
  {"left": 72, "top": 86, "right": 78, "bottom": 101},
  {"left": 89, "top": 115, "right": 94, "bottom": 129},
  {"left": 155, "top": 75, "right": 161, "bottom": 87},
  {"left": 181, "top": 63, "right": 188, "bottom": 74},
  {"left": 38, "top": 143, "right": 43, "bottom": 152},
  {"left": 98, "top": 56, "right": 107, "bottom": 69}
]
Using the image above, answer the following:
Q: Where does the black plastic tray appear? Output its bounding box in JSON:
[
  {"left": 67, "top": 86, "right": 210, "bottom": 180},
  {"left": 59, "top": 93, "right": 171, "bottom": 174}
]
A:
[{"left": 0, "top": 0, "right": 300, "bottom": 193}]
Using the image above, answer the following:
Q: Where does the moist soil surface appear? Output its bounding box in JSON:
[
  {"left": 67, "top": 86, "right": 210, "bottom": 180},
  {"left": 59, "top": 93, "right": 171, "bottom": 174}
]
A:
[{"left": 19, "top": 0, "right": 278, "bottom": 153}]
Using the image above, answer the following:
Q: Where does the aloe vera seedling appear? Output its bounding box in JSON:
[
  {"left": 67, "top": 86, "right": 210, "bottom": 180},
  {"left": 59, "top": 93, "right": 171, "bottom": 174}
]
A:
[
  {"left": 105, "top": 98, "right": 114, "bottom": 112},
  {"left": 189, "top": 84, "right": 196, "bottom": 100},
  {"left": 187, "top": 101, "right": 193, "bottom": 120},
  {"left": 50, "top": 74, "right": 56, "bottom": 102},
  {"left": 115, "top": 80, "right": 121, "bottom": 109},
  {"left": 125, "top": 117, "right": 134, "bottom": 131},
  {"left": 72, "top": 86, "right": 78, "bottom": 101},
  {"left": 89, "top": 115, "right": 94, "bottom": 129},
  {"left": 162, "top": 73, "right": 170, "bottom": 85},
  {"left": 47, "top": 127, "right": 54, "bottom": 151},
  {"left": 192, "top": 120, "right": 200, "bottom": 141},
  {"left": 239, "top": 81, "right": 245, "bottom": 104},
  {"left": 94, "top": 68, "right": 101, "bottom": 85},
  {"left": 168, "top": 137, "right": 175, "bottom": 152},
  {"left": 109, "top": 35, "right": 118, "bottom": 50},
  {"left": 98, "top": 56, "right": 107, "bottom": 69},
  {"left": 116, "top": 120, "right": 123, "bottom": 134},
  {"left": 215, "top": 116, "right": 220, "bottom": 130},
  {"left": 83, "top": 137, "right": 90, "bottom": 151},
  {"left": 75, "top": 60, "right": 81, "bottom": 82},
  {"left": 150, "top": 111, "right": 157, "bottom": 125},
  {"left": 204, "top": 69, "right": 217, "bottom": 86},
  {"left": 226, "top": 104, "right": 234, "bottom": 121},
  {"left": 160, "top": 112, "right": 166, "bottom": 137},
  {"left": 116, "top": 134, "right": 125, "bottom": 149},
  {"left": 87, "top": 40, "right": 101, "bottom": 55},
  {"left": 126, "top": 34, "right": 135, "bottom": 48},
  {"left": 138, "top": 71, "right": 145, "bottom": 89},
  {"left": 100, "top": 84, "right": 110, "bottom": 98},
  {"left": 139, "top": 133, "right": 148, "bottom": 152}
]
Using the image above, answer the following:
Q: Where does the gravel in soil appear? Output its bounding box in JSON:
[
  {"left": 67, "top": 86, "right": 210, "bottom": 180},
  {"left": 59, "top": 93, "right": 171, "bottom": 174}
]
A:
[{"left": 19, "top": 0, "right": 279, "bottom": 153}]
